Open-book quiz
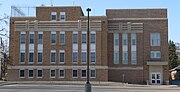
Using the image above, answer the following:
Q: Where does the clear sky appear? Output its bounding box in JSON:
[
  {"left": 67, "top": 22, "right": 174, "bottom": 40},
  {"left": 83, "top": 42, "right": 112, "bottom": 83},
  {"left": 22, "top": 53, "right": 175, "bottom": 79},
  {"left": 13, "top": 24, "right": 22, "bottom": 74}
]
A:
[{"left": 0, "top": 0, "right": 179, "bottom": 42}]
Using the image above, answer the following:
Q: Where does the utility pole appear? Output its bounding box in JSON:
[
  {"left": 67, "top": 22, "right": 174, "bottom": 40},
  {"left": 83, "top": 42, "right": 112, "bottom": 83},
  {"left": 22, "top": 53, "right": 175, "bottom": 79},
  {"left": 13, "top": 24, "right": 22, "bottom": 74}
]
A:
[{"left": 85, "top": 8, "right": 91, "bottom": 92}]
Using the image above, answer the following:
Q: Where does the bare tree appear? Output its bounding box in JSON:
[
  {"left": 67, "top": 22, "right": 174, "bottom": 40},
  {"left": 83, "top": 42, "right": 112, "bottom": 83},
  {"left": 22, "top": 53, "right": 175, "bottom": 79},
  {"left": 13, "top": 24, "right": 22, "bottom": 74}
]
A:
[{"left": 0, "top": 14, "right": 9, "bottom": 37}]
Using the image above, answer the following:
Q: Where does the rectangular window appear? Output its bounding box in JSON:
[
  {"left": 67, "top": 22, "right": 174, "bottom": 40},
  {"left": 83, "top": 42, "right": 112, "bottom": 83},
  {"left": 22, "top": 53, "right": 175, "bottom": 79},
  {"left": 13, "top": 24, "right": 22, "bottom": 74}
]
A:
[
  {"left": 19, "top": 69, "right": 25, "bottom": 78},
  {"left": 20, "top": 32, "right": 26, "bottom": 44},
  {"left": 29, "top": 32, "right": 34, "bottom": 44},
  {"left": 90, "top": 69, "right": 96, "bottom": 78},
  {"left": 60, "top": 12, "right": 65, "bottom": 21},
  {"left": 29, "top": 52, "right": 34, "bottom": 64},
  {"left": 38, "top": 52, "right": 42, "bottom": 64},
  {"left": 51, "top": 51, "right": 56, "bottom": 64},
  {"left": 38, "top": 32, "right": 43, "bottom": 44},
  {"left": 28, "top": 69, "right": 34, "bottom": 78},
  {"left": 73, "top": 52, "right": 78, "bottom": 64},
  {"left": 151, "top": 51, "right": 161, "bottom": 58},
  {"left": 131, "top": 33, "right": 136, "bottom": 45},
  {"left": 82, "top": 33, "right": 86, "bottom": 44},
  {"left": 50, "top": 69, "right": 56, "bottom": 78},
  {"left": 37, "top": 69, "right": 42, "bottom": 78},
  {"left": 81, "top": 70, "right": 86, "bottom": 78},
  {"left": 60, "top": 32, "right": 65, "bottom": 45},
  {"left": 72, "top": 69, "right": 78, "bottom": 78},
  {"left": 122, "top": 33, "right": 128, "bottom": 45},
  {"left": 114, "top": 33, "right": 119, "bottom": 46},
  {"left": 82, "top": 52, "right": 87, "bottom": 64},
  {"left": 51, "top": 12, "right": 57, "bottom": 21},
  {"left": 91, "top": 52, "right": 96, "bottom": 64},
  {"left": 59, "top": 69, "right": 65, "bottom": 78},
  {"left": 59, "top": 50, "right": 65, "bottom": 64},
  {"left": 131, "top": 51, "right": 137, "bottom": 64},
  {"left": 151, "top": 33, "right": 160, "bottom": 46},
  {"left": 114, "top": 51, "right": 119, "bottom": 64},
  {"left": 73, "top": 33, "right": 78, "bottom": 44},
  {"left": 122, "top": 51, "right": 128, "bottom": 64},
  {"left": 90, "top": 32, "right": 96, "bottom": 44},
  {"left": 20, "top": 52, "right": 25, "bottom": 64},
  {"left": 51, "top": 32, "right": 56, "bottom": 44}
]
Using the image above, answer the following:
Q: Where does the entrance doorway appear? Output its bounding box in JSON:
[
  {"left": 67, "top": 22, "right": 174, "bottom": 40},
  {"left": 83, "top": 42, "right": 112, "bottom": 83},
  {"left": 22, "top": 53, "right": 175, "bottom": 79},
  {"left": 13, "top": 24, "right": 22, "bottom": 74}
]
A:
[{"left": 151, "top": 72, "right": 161, "bottom": 84}]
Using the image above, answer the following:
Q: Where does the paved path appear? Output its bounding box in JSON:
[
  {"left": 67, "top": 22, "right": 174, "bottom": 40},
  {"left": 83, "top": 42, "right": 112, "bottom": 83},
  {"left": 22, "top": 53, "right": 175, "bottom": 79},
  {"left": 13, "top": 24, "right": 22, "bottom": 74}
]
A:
[{"left": 0, "top": 84, "right": 180, "bottom": 92}]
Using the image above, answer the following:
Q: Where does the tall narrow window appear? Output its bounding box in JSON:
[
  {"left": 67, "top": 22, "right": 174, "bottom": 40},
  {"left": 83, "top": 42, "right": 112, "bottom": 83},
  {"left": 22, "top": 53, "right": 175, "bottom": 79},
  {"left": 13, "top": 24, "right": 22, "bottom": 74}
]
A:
[
  {"left": 51, "top": 50, "right": 56, "bottom": 64},
  {"left": 28, "top": 69, "right": 34, "bottom": 78},
  {"left": 90, "top": 52, "right": 96, "bottom": 64},
  {"left": 50, "top": 69, "right": 56, "bottom": 78},
  {"left": 131, "top": 33, "right": 136, "bottom": 45},
  {"left": 90, "top": 33, "right": 96, "bottom": 44},
  {"left": 60, "top": 12, "right": 65, "bottom": 21},
  {"left": 51, "top": 12, "right": 57, "bottom": 21},
  {"left": 59, "top": 69, "right": 65, "bottom": 78},
  {"left": 20, "top": 32, "right": 26, "bottom": 44},
  {"left": 60, "top": 32, "right": 65, "bottom": 45},
  {"left": 51, "top": 32, "right": 56, "bottom": 44},
  {"left": 114, "top": 51, "right": 119, "bottom": 64},
  {"left": 114, "top": 33, "right": 119, "bottom": 64},
  {"left": 72, "top": 69, "right": 78, "bottom": 78},
  {"left": 29, "top": 52, "right": 34, "bottom": 64},
  {"left": 82, "top": 52, "right": 87, "bottom": 64},
  {"left": 37, "top": 69, "right": 42, "bottom": 78},
  {"left": 82, "top": 33, "right": 86, "bottom": 44},
  {"left": 122, "top": 33, "right": 128, "bottom": 45},
  {"left": 19, "top": 69, "right": 25, "bottom": 78},
  {"left": 29, "top": 32, "right": 34, "bottom": 44},
  {"left": 73, "top": 52, "right": 78, "bottom": 64},
  {"left": 59, "top": 50, "right": 65, "bottom": 64},
  {"left": 122, "top": 51, "right": 128, "bottom": 64},
  {"left": 151, "top": 33, "right": 160, "bottom": 46},
  {"left": 38, "top": 52, "right": 42, "bottom": 64},
  {"left": 131, "top": 51, "right": 137, "bottom": 64},
  {"left": 20, "top": 52, "right": 25, "bottom": 64},
  {"left": 90, "top": 69, "right": 96, "bottom": 78},
  {"left": 81, "top": 70, "right": 86, "bottom": 78},
  {"left": 131, "top": 33, "right": 136, "bottom": 64},
  {"left": 73, "top": 33, "right": 78, "bottom": 44},
  {"left": 38, "top": 32, "right": 43, "bottom": 44}
]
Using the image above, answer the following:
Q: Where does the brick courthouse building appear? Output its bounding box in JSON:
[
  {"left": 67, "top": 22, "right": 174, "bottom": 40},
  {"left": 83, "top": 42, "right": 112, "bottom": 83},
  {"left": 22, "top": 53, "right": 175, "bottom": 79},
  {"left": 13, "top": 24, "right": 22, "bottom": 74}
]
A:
[{"left": 8, "top": 6, "right": 168, "bottom": 84}]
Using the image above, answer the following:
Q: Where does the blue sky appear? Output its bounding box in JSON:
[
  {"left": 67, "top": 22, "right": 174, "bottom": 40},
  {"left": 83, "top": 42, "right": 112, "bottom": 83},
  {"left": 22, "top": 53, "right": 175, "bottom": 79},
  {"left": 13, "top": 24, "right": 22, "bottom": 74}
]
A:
[{"left": 0, "top": 0, "right": 179, "bottom": 42}]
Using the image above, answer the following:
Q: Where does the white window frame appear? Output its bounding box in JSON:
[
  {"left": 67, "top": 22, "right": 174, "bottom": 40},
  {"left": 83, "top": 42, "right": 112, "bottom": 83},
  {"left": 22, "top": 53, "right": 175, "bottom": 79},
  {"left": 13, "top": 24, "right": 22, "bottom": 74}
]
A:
[
  {"left": 90, "top": 51, "right": 96, "bottom": 64},
  {"left": 72, "top": 69, "right": 78, "bottom": 78},
  {"left": 20, "top": 32, "right": 26, "bottom": 44},
  {"left": 59, "top": 68, "right": 65, "bottom": 78},
  {"left": 72, "top": 51, "right": 78, "bottom": 64},
  {"left": 150, "top": 33, "right": 160, "bottom": 46},
  {"left": 20, "top": 51, "right": 25, "bottom": 64},
  {"left": 28, "top": 51, "right": 34, "bottom": 64},
  {"left": 60, "top": 32, "right": 65, "bottom": 45},
  {"left": 81, "top": 51, "right": 87, "bottom": 64},
  {"left": 81, "top": 69, "right": 87, "bottom": 78},
  {"left": 50, "top": 50, "right": 56, "bottom": 64},
  {"left": 51, "top": 12, "right": 57, "bottom": 21},
  {"left": 37, "top": 51, "right": 43, "bottom": 64},
  {"left": 19, "top": 68, "right": 25, "bottom": 78},
  {"left": 38, "top": 32, "right": 43, "bottom": 44},
  {"left": 73, "top": 32, "right": 78, "bottom": 44},
  {"left": 60, "top": 12, "right": 66, "bottom": 21},
  {"left": 90, "top": 31, "right": 96, "bottom": 44},
  {"left": 59, "top": 50, "right": 65, "bottom": 64},
  {"left": 29, "top": 32, "right": 34, "bottom": 44},
  {"left": 28, "top": 68, "right": 34, "bottom": 78},
  {"left": 82, "top": 32, "right": 87, "bottom": 44},
  {"left": 37, "top": 68, "right": 43, "bottom": 78},
  {"left": 90, "top": 69, "right": 96, "bottom": 78},
  {"left": 151, "top": 51, "right": 161, "bottom": 58},
  {"left": 50, "top": 68, "right": 56, "bottom": 78},
  {"left": 51, "top": 32, "right": 56, "bottom": 45}
]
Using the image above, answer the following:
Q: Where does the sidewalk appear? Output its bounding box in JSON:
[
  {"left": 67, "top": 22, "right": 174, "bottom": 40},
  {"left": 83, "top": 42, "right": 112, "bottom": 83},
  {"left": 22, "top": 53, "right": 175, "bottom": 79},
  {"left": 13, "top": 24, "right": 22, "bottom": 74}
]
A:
[{"left": 0, "top": 81, "right": 178, "bottom": 88}]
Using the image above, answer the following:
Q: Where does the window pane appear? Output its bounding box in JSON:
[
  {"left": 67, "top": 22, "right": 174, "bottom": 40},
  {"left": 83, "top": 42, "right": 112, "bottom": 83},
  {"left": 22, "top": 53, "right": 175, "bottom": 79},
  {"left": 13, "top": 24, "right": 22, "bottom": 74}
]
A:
[
  {"left": 51, "top": 52, "right": 56, "bottom": 63},
  {"left": 60, "top": 12, "right": 65, "bottom": 21},
  {"left": 38, "top": 34, "right": 43, "bottom": 44},
  {"left": 38, "top": 53, "right": 42, "bottom": 63},
  {"left": 29, "top": 70, "right": 33, "bottom": 77},
  {"left": 82, "top": 34, "right": 86, "bottom": 44},
  {"left": 91, "top": 52, "right": 96, "bottom": 63},
  {"left": 59, "top": 70, "right": 64, "bottom": 78},
  {"left": 82, "top": 70, "right": 86, "bottom": 77},
  {"left": 73, "top": 70, "right": 77, "bottom": 77},
  {"left": 73, "top": 52, "right": 78, "bottom": 63},
  {"left": 91, "top": 70, "right": 96, "bottom": 77},
  {"left": 20, "top": 34, "right": 26, "bottom": 44},
  {"left": 38, "top": 70, "right": 42, "bottom": 77},
  {"left": 20, "top": 53, "right": 25, "bottom": 63},
  {"left": 51, "top": 34, "right": 56, "bottom": 44},
  {"left": 91, "top": 33, "right": 95, "bottom": 44},
  {"left": 114, "top": 52, "right": 119, "bottom": 64},
  {"left": 60, "top": 33, "right": 65, "bottom": 44},
  {"left": 51, "top": 70, "right": 55, "bottom": 77},
  {"left": 122, "top": 51, "right": 128, "bottom": 64},
  {"left": 20, "top": 70, "right": 24, "bottom": 77},
  {"left": 60, "top": 52, "right": 64, "bottom": 63},
  {"left": 114, "top": 33, "right": 119, "bottom": 46},
  {"left": 82, "top": 52, "right": 86, "bottom": 63},
  {"left": 73, "top": 34, "right": 78, "bottom": 44},
  {"left": 122, "top": 34, "right": 128, "bottom": 45},
  {"left": 151, "top": 33, "right": 160, "bottom": 46},
  {"left": 131, "top": 51, "right": 136, "bottom": 64},
  {"left": 29, "top": 34, "right": 34, "bottom": 44},
  {"left": 29, "top": 53, "right": 34, "bottom": 63}
]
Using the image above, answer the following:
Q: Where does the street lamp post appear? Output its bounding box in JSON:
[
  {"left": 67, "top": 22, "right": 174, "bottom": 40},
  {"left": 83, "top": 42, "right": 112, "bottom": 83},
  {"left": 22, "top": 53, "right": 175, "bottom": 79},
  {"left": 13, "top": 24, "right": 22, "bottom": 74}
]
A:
[{"left": 85, "top": 8, "right": 91, "bottom": 92}]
